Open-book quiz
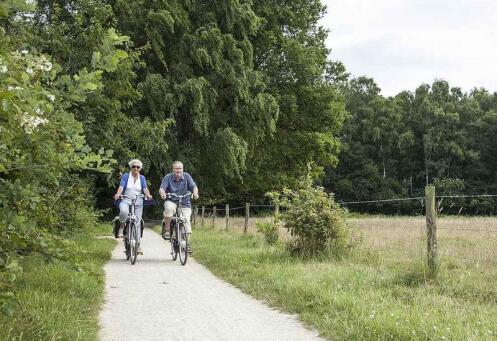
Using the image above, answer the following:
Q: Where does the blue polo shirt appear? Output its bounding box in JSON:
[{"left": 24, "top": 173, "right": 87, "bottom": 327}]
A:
[{"left": 160, "top": 172, "right": 197, "bottom": 208}]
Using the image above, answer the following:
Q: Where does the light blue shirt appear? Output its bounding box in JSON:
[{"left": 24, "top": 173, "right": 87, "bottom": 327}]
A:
[{"left": 160, "top": 172, "right": 197, "bottom": 208}]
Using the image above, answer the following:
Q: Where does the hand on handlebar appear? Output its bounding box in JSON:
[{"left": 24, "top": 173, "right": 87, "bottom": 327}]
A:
[
  {"left": 117, "top": 194, "right": 146, "bottom": 200},
  {"left": 162, "top": 192, "right": 193, "bottom": 200}
]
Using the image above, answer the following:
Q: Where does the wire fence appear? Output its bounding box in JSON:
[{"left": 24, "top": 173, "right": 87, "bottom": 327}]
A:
[
  {"left": 193, "top": 193, "right": 497, "bottom": 219},
  {"left": 191, "top": 190, "right": 497, "bottom": 270},
  {"left": 336, "top": 193, "right": 497, "bottom": 216}
]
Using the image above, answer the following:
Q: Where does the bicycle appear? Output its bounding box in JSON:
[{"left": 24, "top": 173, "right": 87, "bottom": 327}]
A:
[
  {"left": 120, "top": 194, "right": 145, "bottom": 265},
  {"left": 163, "top": 192, "right": 191, "bottom": 266}
]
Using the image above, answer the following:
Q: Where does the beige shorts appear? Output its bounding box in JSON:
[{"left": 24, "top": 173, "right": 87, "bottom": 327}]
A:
[{"left": 163, "top": 201, "right": 192, "bottom": 233}]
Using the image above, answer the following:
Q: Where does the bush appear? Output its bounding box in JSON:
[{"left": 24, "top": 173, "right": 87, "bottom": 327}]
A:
[
  {"left": 255, "top": 221, "right": 279, "bottom": 245},
  {"left": 0, "top": 3, "right": 126, "bottom": 315},
  {"left": 268, "top": 173, "right": 349, "bottom": 255}
]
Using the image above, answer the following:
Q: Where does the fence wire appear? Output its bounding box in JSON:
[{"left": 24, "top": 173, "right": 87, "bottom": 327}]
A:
[{"left": 193, "top": 193, "right": 497, "bottom": 236}]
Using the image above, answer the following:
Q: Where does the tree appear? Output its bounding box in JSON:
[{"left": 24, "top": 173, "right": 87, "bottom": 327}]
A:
[
  {"left": 113, "top": 0, "right": 278, "bottom": 198},
  {"left": 325, "top": 77, "right": 407, "bottom": 208},
  {"left": 245, "top": 0, "right": 347, "bottom": 198}
]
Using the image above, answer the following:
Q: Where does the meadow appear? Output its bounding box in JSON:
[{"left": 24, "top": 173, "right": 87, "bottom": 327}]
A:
[{"left": 189, "top": 215, "right": 497, "bottom": 340}]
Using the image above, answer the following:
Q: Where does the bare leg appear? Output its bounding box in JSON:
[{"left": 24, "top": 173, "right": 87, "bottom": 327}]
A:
[{"left": 162, "top": 216, "right": 172, "bottom": 238}]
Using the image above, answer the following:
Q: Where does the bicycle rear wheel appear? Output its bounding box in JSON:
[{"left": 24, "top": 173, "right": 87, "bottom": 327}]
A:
[
  {"left": 178, "top": 223, "right": 188, "bottom": 265},
  {"left": 129, "top": 222, "right": 138, "bottom": 265}
]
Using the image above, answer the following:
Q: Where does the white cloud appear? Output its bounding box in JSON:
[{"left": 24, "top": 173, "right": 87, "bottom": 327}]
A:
[{"left": 321, "top": 0, "right": 497, "bottom": 96}]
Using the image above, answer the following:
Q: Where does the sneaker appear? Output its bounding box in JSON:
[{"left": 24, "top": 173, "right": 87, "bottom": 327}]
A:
[{"left": 138, "top": 246, "right": 143, "bottom": 255}]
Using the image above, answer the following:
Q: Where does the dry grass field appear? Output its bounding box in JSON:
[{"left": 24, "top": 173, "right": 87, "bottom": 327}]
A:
[
  {"left": 191, "top": 214, "right": 497, "bottom": 339},
  {"left": 201, "top": 214, "right": 497, "bottom": 269}
]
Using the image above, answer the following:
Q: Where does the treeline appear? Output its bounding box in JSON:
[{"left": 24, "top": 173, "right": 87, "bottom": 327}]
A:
[{"left": 324, "top": 77, "right": 497, "bottom": 214}]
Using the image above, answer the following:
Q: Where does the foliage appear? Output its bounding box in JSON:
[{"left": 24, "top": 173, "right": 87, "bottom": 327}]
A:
[
  {"left": 24, "top": 0, "right": 348, "bottom": 204},
  {"left": 243, "top": 0, "right": 347, "bottom": 198},
  {"left": 113, "top": 0, "right": 279, "bottom": 196},
  {"left": 268, "top": 171, "right": 349, "bottom": 255},
  {"left": 255, "top": 221, "right": 278, "bottom": 245},
  {"left": 326, "top": 77, "right": 497, "bottom": 215},
  {"left": 0, "top": 1, "right": 130, "bottom": 314},
  {"left": 31, "top": 0, "right": 149, "bottom": 194}
]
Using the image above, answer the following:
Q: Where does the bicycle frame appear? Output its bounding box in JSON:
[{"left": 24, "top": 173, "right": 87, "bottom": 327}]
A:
[
  {"left": 121, "top": 194, "right": 145, "bottom": 264},
  {"left": 165, "top": 192, "right": 191, "bottom": 265},
  {"left": 122, "top": 194, "right": 144, "bottom": 226}
]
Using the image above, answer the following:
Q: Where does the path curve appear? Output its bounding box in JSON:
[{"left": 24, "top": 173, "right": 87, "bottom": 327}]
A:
[{"left": 99, "top": 227, "right": 322, "bottom": 341}]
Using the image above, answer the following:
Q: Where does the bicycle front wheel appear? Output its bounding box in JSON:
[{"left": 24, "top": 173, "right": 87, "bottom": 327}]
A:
[
  {"left": 178, "top": 223, "right": 188, "bottom": 265},
  {"left": 124, "top": 223, "right": 130, "bottom": 260},
  {"left": 170, "top": 222, "right": 178, "bottom": 261},
  {"left": 129, "top": 222, "right": 138, "bottom": 265}
]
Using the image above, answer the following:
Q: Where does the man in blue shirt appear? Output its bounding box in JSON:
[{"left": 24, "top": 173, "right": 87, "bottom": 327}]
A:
[{"left": 159, "top": 161, "right": 199, "bottom": 252}]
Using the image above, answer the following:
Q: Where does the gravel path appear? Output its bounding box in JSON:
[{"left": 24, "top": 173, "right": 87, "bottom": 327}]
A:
[{"left": 99, "top": 227, "right": 323, "bottom": 341}]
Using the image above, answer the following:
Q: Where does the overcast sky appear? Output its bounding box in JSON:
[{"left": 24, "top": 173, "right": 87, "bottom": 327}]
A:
[{"left": 320, "top": 0, "right": 497, "bottom": 96}]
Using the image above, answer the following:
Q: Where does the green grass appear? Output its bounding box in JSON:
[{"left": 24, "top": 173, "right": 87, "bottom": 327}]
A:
[
  {"left": 151, "top": 224, "right": 162, "bottom": 236},
  {"left": 191, "top": 219, "right": 497, "bottom": 340},
  {"left": 0, "top": 224, "right": 116, "bottom": 340}
]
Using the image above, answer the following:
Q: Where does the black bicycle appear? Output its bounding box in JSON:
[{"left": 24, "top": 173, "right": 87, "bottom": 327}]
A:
[
  {"left": 163, "top": 192, "right": 191, "bottom": 265},
  {"left": 120, "top": 194, "right": 145, "bottom": 265}
]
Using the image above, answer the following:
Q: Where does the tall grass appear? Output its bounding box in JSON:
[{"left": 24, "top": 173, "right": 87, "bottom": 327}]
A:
[
  {"left": 191, "top": 216, "right": 497, "bottom": 340},
  {"left": 0, "top": 224, "right": 115, "bottom": 340}
]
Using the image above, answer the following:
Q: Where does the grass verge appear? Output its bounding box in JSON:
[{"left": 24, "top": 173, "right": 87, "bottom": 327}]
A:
[
  {"left": 191, "top": 225, "right": 497, "bottom": 340},
  {"left": 151, "top": 224, "right": 162, "bottom": 236},
  {"left": 0, "top": 224, "right": 115, "bottom": 340}
]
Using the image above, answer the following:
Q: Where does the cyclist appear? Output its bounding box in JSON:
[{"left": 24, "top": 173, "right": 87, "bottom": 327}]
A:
[
  {"left": 159, "top": 161, "right": 199, "bottom": 253},
  {"left": 113, "top": 159, "right": 153, "bottom": 254}
]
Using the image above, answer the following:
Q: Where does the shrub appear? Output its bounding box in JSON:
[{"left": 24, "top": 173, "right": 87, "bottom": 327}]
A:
[
  {"left": 256, "top": 221, "right": 279, "bottom": 245},
  {"left": 268, "top": 173, "right": 349, "bottom": 255}
]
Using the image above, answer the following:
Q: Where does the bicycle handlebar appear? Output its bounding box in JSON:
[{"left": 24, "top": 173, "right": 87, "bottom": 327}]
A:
[
  {"left": 120, "top": 194, "right": 147, "bottom": 200},
  {"left": 164, "top": 192, "right": 192, "bottom": 200}
]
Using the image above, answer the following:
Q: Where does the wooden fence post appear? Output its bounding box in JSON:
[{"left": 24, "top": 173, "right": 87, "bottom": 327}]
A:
[
  {"left": 244, "top": 203, "right": 250, "bottom": 233},
  {"left": 425, "top": 185, "right": 438, "bottom": 274},
  {"left": 193, "top": 206, "right": 197, "bottom": 227},
  {"left": 201, "top": 206, "right": 205, "bottom": 228},
  {"left": 225, "top": 204, "right": 229, "bottom": 231},
  {"left": 213, "top": 206, "right": 217, "bottom": 229}
]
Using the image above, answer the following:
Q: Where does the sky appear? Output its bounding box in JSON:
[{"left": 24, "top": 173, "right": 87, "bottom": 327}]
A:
[{"left": 320, "top": 0, "right": 497, "bottom": 96}]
